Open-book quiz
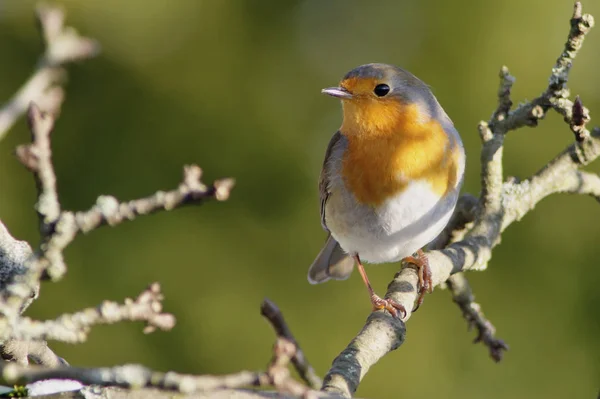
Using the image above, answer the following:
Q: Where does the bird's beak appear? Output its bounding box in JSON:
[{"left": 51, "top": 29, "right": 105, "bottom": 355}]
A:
[{"left": 321, "top": 86, "right": 353, "bottom": 99}]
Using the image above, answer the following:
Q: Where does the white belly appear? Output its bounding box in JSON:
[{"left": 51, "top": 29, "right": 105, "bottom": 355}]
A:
[{"left": 325, "top": 179, "right": 459, "bottom": 263}]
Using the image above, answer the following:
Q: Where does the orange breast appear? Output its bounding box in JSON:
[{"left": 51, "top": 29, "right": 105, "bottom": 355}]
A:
[{"left": 340, "top": 102, "right": 460, "bottom": 206}]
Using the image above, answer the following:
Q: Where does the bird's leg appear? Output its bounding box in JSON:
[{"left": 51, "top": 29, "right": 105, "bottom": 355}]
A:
[
  {"left": 402, "top": 248, "right": 433, "bottom": 312},
  {"left": 354, "top": 254, "right": 406, "bottom": 319}
]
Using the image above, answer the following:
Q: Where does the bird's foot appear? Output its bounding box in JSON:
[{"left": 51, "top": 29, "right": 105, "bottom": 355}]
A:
[
  {"left": 370, "top": 293, "right": 407, "bottom": 319},
  {"left": 402, "top": 249, "right": 433, "bottom": 312}
]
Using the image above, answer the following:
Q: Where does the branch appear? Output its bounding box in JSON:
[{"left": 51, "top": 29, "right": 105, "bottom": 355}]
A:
[
  {"left": 0, "top": 4, "right": 99, "bottom": 141},
  {"left": 322, "top": 3, "right": 598, "bottom": 396},
  {"left": 0, "top": 103, "right": 235, "bottom": 337},
  {"left": 0, "top": 5, "right": 233, "bottom": 370},
  {"left": 1, "top": 340, "right": 67, "bottom": 367},
  {"left": 426, "top": 194, "right": 508, "bottom": 361},
  {"left": 7, "top": 283, "right": 175, "bottom": 343},
  {"left": 0, "top": 338, "right": 320, "bottom": 399},
  {"left": 445, "top": 274, "right": 508, "bottom": 362},
  {"left": 16, "top": 103, "right": 61, "bottom": 238},
  {"left": 73, "top": 165, "right": 235, "bottom": 234},
  {"left": 261, "top": 299, "right": 322, "bottom": 390}
]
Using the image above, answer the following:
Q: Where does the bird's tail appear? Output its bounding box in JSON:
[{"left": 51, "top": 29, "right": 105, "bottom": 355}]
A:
[{"left": 307, "top": 235, "right": 355, "bottom": 284}]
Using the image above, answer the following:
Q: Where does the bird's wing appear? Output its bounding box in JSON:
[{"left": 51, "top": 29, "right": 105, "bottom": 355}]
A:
[{"left": 319, "top": 130, "right": 343, "bottom": 231}]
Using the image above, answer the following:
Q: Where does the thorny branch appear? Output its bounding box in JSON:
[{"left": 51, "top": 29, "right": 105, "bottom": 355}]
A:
[{"left": 322, "top": 3, "right": 599, "bottom": 397}]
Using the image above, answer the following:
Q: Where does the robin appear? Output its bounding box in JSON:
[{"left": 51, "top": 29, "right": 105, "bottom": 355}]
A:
[{"left": 308, "top": 63, "right": 465, "bottom": 318}]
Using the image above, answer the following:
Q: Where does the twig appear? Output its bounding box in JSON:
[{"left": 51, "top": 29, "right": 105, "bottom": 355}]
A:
[
  {"left": 14, "top": 103, "right": 234, "bottom": 283},
  {"left": 445, "top": 274, "right": 508, "bottom": 362},
  {"left": 0, "top": 338, "right": 318, "bottom": 399},
  {"left": 16, "top": 103, "right": 61, "bottom": 238},
  {"left": 0, "top": 4, "right": 99, "bottom": 141},
  {"left": 322, "top": 4, "right": 599, "bottom": 397},
  {"left": 260, "top": 299, "right": 322, "bottom": 390},
  {"left": 73, "top": 166, "right": 235, "bottom": 234},
  {"left": 490, "top": 66, "right": 515, "bottom": 123},
  {"left": 6, "top": 283, "right": 175, "bottom": 343},
  {"left": 426, "top": 194, "right": 508, "bottom": 360},
  {"left": 265, "top": 339, "right": 319, "bottom": 399},
  {"left": 491, "top": 2, "right": 594, "bottom": 134},
  {"left": 2, "top": 103, "right": 235, "bottom": 335}
]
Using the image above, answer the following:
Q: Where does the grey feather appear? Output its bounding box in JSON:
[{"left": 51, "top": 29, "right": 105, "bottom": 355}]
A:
[
  {"left": 319, "top": 130, "right": 344, "bottom": 231},
  {"left": 308, "top": 130, "right": 354, "bottom": 284},
  {"left": 307, "top": 235, "right": 355, "bottom": 284}
]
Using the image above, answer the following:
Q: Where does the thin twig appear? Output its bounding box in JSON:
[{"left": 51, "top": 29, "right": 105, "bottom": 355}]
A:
[
  {"left": 2, "top": 102, "right": 235, "bottom": 331},
  {"left": 445, "top": 274, "right": 508, "bottom": 362},
  {"left": 491, "top": 66, "right": 515, "bottom": 123},
  {"left": 16, "top": 103, "right": 61, "bottom": 238},
  {"left": 492, "top": 2, "right": 595, "bottom": 134},
  {"left": 260, "top": 298, "right": 322, "bottom": 390},
  {"left": 8, "top": 283, "right": 175, "bottom": 343},
  {"left": 0, "top": 4, "right": 99, "bottom": 141},
  {"left": 73, "top": 166, "right": 235, "bottom": 234},
  {"left": 0, "top": 338, "right": 318, "bottom": 399},
  {"left": 427, "top": 194, "right": 508, "bottom": 360}
]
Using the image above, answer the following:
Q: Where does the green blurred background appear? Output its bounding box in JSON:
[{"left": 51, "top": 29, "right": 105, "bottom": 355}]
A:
[{"left": 1, "top": 0, "right": 599, "bottom": 398}]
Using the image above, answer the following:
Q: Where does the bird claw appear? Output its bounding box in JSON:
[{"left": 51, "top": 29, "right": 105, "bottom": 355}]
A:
[
  {"left": 403, "top": 249, "right": 433, "bottom": 312},
  {"left": 370, "top": 294, "right": 407, "bottom": 319}
]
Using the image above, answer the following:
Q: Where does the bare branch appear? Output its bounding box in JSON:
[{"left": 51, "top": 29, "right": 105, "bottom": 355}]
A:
[
  {"left": 0, "top": 4, "right": 99, "bottom": 141},
  {"left": 8, "top": 283, "right": 175, "bottom": 343},
  {"left": 492, "top": 2, "right": 595, "bottom": 134},
  {"left": 445, "top": 274, "right": 508, "bottom": 362},
  {"left": 322, "top": 4, "right": 599, "bottom": 396},
  {"left": 74, "top": 166, "right": 235, "bottom": 233},
  {"left": 260, "top": 299, "right": 322, "bottom": 390},
  {"left": 16, "top": 103, "right": 61, "bottom": 238},
  {"left": 426, "top": 194, "right": 508, "bottom": 359},
  {"left": 0, "top": 338, "right": 319, "bottom": 399},
  {"left": 1, "top": 101, "right": 235, "bottom": 327},
  {"left": 491, "top": 66, "right": 516, "bottom": 123},
  {"left": 546, "top": 2, "right": 594, "bottom": 98}
]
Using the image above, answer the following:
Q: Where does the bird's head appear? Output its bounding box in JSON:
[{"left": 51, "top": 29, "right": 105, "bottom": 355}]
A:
[{"left": 322, "top": 63, "right": 440, "bottom": 137}]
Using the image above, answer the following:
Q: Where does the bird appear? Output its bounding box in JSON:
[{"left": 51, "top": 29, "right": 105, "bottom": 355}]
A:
[{"left": 307, "top": 63, "right": 465, "bottom": 318}]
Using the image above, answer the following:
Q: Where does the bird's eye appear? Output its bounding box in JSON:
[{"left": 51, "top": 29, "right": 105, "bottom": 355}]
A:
[{"left": 373, "top": 83, "right": 390, "bottom": 97}]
